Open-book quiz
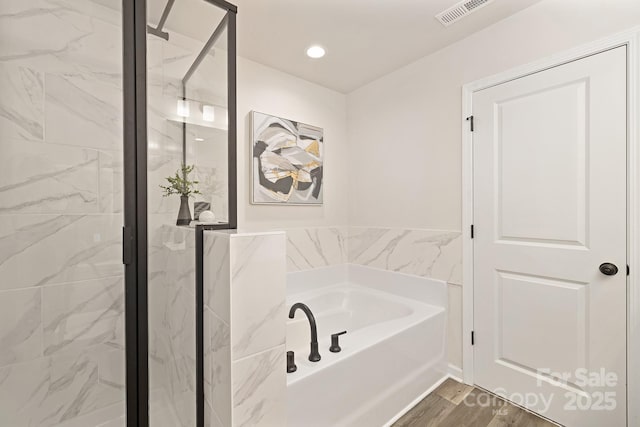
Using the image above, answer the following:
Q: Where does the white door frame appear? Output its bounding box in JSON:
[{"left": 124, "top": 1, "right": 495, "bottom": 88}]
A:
[{"left": 462, "top": 27, "right": 640, "bottom": 425}]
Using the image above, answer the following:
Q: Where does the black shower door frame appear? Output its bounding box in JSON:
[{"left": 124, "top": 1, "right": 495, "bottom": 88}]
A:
[{"left": 122, "top": 0, "right": 237, "bottom": 425}]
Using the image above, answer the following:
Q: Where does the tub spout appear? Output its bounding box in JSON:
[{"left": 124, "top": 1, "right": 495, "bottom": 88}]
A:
[{"left": 288, "top": 302, "right": 321, "bottom": 362}]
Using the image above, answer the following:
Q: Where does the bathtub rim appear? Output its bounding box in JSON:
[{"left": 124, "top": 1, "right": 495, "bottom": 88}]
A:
[{"left": 288, "top": 263, "right": 448, "bottom": 309}]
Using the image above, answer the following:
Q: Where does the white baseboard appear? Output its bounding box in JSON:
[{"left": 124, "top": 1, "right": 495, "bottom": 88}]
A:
[{"left": 448, "top": 363, "right": 464, "bottom": 383}]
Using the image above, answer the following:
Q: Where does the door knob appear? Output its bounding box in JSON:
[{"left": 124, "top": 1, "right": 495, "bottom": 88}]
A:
[{"left": 599, "top": 263, "right": 619, "bottom": 276}]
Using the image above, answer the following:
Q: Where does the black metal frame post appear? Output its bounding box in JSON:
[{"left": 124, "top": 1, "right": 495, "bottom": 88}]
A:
[
  {"left": 227, "top": 10, "right": 238, "bottom": 229},
  {"left": 196, "top": 226, "right": 203, "bottom": 427},
  {"left": 195, "top": 225, "right": 206, "bottom": 427},
  {"left": 123, "top": 0, "right": 149, "bottom": 425}
]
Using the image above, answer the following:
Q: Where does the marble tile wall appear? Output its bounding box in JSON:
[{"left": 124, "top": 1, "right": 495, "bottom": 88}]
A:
[
  {"left": 285, "top": 227, "right": 348, "bottom": 272},
  {"left": 148, "top": 225, "right": 197, "bottom": 427},
  {"left": 203, "top": 230, "right": 287, "bottom": 427},
  {"left": 283, "top": 226, "right": 462, "bottom": 285},
  {"left": 347, "top": 227, "right": 462, "bottom": 285},
  {"left": 0, "top": 1, "right": 126, "bottom": 426},
  {"left": 203, "top": 232, "right": 231, "bottom": 427}
]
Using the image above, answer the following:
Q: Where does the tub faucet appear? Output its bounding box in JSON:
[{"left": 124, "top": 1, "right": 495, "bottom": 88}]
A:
[{"left": 288, "top": 302, "right": 321, "bottom": 362}]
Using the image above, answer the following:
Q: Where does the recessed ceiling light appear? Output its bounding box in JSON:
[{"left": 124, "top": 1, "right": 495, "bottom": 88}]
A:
[
  {"left": 195, "top": 137, "right": 204, "bottom": 142},
  {"left": 306, "top": 45, "right": 325, "bottom": 59}
]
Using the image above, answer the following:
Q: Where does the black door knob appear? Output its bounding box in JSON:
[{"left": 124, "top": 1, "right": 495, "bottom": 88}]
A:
[{"left": 599, "top": 263, "right": 619, "bottom": 276}]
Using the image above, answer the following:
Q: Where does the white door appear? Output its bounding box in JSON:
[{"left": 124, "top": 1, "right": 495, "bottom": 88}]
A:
[{"left": 473, "top": 46, "right": 627, "bottom": 427}]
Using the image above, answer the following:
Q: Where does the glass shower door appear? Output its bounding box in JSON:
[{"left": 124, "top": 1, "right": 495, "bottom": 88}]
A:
[{"left": 146, "top": 0, "right": 235, "bottom": 425}]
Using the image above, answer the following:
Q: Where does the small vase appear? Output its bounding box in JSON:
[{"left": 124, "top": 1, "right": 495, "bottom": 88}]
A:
[{"left": 176, "top": 196, "right": 192, "bottom": 226}]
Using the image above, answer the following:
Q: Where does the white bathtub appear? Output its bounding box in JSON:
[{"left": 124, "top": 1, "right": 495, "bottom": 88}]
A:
[{"left": 286, "top": 264, "right": 447, "bottom": 427}]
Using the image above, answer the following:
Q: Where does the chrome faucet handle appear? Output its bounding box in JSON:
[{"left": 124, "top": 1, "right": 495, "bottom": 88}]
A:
[{"left": 329, "top": 331, "right": 347, "bottom": 353}]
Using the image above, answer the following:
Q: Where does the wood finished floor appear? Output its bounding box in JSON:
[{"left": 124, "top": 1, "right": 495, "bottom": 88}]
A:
[{"left": 393, "top": 378, "right": 558, "bottom": 427}]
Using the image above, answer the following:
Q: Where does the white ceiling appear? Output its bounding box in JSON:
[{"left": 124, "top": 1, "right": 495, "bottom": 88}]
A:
[{"left": 151, "top": 0, "right": 543, "bottom": 93}]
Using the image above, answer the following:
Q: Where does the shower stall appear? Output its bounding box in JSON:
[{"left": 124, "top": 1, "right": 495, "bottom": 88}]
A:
[{"left": 0, "top": 0, "right": 237, "bottom": 425}]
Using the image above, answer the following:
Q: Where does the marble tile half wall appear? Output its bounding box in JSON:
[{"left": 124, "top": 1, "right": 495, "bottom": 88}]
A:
[
  {"left": 285, "top": 227, "right": 348, "bottom": 272},
  {"left": 347, "top": 227, "right": 462, "bottom": 285},
  {"left": 284, "top": 226, "right": 462, "bottom": 286},
  {"left": 203, "top": 230, "right": 287, "bottom": 427}
]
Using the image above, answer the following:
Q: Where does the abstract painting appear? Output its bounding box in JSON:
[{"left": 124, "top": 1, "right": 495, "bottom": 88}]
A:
[{"left": 251, "top": 111, "right": 324, "bottom": 205}]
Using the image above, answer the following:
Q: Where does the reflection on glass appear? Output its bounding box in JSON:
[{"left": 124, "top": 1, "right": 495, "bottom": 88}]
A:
[
  {"left": 146, "top": 0, "right": 230, "bottom": 425},
  {"left": 184, "top": 19, "right": 230, "bottom": 224}
]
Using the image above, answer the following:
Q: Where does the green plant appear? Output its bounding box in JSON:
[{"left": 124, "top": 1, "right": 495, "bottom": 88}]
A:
[{"left": 160, "top": 164, "right": 201, "bottom": 198}]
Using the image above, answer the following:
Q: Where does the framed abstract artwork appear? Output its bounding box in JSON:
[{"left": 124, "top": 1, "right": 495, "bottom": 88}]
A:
[{"left": 251, "top": 111, "right": 324, "bottom": 205}]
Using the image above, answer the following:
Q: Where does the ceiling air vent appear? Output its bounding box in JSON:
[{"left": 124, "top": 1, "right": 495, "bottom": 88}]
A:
[{"left": 436, "top": 0, "right": 495, "bottom": 27}]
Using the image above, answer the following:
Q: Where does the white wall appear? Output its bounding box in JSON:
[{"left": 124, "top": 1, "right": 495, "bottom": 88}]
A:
[
  {"left": 347, "top": 0, "right": 640, "bottom": 230},
  {"left": 237, "top": 57, "right": 349, "bottom": 229},
  {"left": 346, "top": 0, "right": 640, "bottom": 371}
]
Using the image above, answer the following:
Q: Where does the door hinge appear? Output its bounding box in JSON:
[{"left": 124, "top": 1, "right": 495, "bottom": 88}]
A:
[
  {"left": 122, "top": 226, "right": 133, "bottom": 265},
  {"left": 628, "top": 264, "right": 630, "bottom": 276},
  {"left": 470, "top": 224, "right": 474, "bottom": 239},
  {"left": 466, "top": 115, "right": 474, "bottom": 132},
  {"left": 471, "top": 331, "right": 475, "bottom": 346}
]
